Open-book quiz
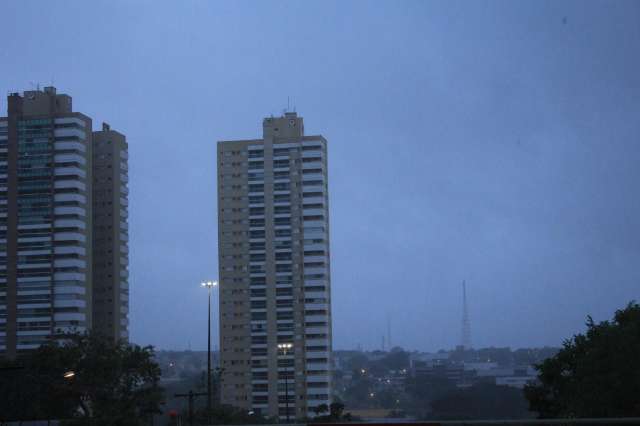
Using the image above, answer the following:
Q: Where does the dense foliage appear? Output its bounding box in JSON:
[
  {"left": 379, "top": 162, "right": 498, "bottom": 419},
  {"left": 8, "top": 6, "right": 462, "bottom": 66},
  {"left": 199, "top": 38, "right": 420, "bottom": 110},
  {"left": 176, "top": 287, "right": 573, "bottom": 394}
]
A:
[
  {"left": 429, "top": 383, "right": 531, "bottom": 420},
  {"left": 0, "top": 333, "right": 164, "bottom": 425},
  {"left": 525, "top": 302, "right": 640, "bottom": 418}
]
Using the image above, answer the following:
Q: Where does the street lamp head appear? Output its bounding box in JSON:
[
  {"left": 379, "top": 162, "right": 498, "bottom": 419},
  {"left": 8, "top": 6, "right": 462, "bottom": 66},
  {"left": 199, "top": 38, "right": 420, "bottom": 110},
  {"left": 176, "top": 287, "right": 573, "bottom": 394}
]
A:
[
  {"left": 63, "top": 370, "right": 75, "bottom": 379},
  {"left": 201, "top": 280, "right": 218, "bottom": 288},
  {"left": 277, "top": 343, "right": 293, "bottom": 350}
]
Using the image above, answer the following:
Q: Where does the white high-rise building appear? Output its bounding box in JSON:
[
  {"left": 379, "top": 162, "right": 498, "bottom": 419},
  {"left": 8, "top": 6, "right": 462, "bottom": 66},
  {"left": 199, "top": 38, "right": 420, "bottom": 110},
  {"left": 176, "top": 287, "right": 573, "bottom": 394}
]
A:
[{"left": 217, "top": 112, "right": 332, "bottom": 419}]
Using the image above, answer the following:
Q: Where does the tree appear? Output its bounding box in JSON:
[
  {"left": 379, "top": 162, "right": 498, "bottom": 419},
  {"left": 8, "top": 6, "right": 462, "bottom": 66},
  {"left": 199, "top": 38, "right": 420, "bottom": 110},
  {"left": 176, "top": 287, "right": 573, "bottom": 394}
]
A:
[
  {"left": 329, "top": 401, "right": 345, "bottom": 419},
  {"left": 404, "top": 374, "right": 456, "bottom": 417},
  {"left": 313, "top": 403, "right": 329, "bottom": 416},
  {"left": 428, "top": 383, "right": 531, "bottom": 420},
  {"left": 0, "top": 332, "right": 164, "bottom": 425},
  {"left": 525, "top": 302, "right": 640, "bottom": 418}
]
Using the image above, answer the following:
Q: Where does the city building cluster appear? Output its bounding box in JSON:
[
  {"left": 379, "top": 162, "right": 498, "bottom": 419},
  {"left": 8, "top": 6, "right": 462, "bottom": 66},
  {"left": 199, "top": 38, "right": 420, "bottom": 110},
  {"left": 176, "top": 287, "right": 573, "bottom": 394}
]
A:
[
  {"left": 0, "top": 87, "right": 129, "bottom": 358},
  {"left": 1, "top": 87, "right": 334, "bottom": 421}
]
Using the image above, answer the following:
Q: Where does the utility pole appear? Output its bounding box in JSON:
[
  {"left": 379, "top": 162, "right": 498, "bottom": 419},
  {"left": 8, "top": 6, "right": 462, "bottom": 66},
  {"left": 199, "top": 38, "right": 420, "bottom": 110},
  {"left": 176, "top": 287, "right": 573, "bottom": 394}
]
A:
[
  {"left": 201, "top": 280, "right": 218, "bottom": 424},
  {"left": 174, "top": 390, "right": 208, "bottom": 426},
  {"left": 277, "top": 342, "right": 293, "bottom": 422}
]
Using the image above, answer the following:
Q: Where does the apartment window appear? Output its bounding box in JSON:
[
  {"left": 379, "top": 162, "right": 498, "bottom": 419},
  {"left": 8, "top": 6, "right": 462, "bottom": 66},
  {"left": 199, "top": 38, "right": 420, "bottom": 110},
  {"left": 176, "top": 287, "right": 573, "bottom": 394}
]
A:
[
  {"left": 303, "top": 192, "right": 323, "bottom": 198},
  {"left": 251, "top": 335, "right": 267, "bottom": 344},
  {"left": 276, "top": 299, "right": 293, "bottom": 308},
  {"left": 250, "top": 277, "right": 266, "bottom": 286},
  {"left": 276, "top": 264, "right": 292, "bottom": 273},
  {"left": 276, "top": 252, "right": 292, "bottom": 261},
  {"left": 304, "top": 238, "right": 324, "bottom": 245},
  {"left": 251, "top": 312, "right": 267, "bottom": 320},
  {"left": 276, "top": 287, "right": 293, "bottom": 296},
  {"left": 248, "top": 172, "right": 264, "bottom": 181},
  {"left": 303, "top": 203, "right": 324, "bottom": 209},
  {"left": 253, "top": 396, "right": 268, "bottom": 404},
  {"left": 274, "top": 217, "right": 290, "bottom": 226},
  {"left": 249, "top": 230, "right": 265, "bottom": 238},
  {"left": 274, "top": 194, "right": 290, "bottom": 203},
  {"left": 275, "top": 240, "right": 291, "bottom": 249},
  {"left": 278, "top": 359, "right": 294, "bottom": 368},
  {"left": 303, "top": 168, "right": 323, "bottom": 174},
  {"left": 250, "top": 242, "right": 265, "bottom": 250},
  {"left": 276, "top": 275, "right": 292, "bottom": 285},
  {"left": 277, "top": 323, "right": 294, "bottom": 331},
  {"left": 252, "top": 384, "right": 269, "bottom": 392},
  {"left": 277, "top": 311, "right": 294, "bottom": 320},
  {"left": 251, "top": 288, "right": 266, "bottom": 297},
  {"left": 252, "top": 371, "right": 268, "bottom": 380}
]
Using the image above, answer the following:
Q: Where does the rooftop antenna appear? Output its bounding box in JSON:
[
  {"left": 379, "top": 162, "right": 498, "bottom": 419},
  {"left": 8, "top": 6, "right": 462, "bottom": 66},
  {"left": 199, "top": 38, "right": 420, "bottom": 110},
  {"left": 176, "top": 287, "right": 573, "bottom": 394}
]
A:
[
  {"left": 461, "top": 281, "right": 472, "bottom": 350},
  {"left": 287, "top": 96, "right": 290, "bottom": 112}
]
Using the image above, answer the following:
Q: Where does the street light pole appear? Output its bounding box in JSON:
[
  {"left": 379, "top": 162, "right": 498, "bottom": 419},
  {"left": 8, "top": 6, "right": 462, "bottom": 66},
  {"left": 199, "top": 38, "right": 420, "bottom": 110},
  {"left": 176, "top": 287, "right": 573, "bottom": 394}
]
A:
[
  {"left": 201, "top": 280, "right": 218, "bottom": 424},
  {"left": 277, "top": 342, "right": 293, "bottom": 423}
]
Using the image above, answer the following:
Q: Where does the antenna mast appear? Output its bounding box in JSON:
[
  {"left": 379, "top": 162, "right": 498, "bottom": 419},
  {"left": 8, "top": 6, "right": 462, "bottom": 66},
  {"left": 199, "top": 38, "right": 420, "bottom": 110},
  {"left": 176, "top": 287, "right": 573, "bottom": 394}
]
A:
[
  {"left": 461, "top": 281, "right": 472, "bottom": 350},
  {"left": 387, "top": 314, "right": 392, "bottom": 350}
]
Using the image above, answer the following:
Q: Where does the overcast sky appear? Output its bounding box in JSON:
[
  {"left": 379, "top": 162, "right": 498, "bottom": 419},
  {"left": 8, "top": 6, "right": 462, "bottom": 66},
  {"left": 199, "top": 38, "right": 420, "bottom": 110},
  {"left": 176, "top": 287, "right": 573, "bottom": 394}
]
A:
[{"left": 2, "top": 0, "right": 639, "bottom": 352}]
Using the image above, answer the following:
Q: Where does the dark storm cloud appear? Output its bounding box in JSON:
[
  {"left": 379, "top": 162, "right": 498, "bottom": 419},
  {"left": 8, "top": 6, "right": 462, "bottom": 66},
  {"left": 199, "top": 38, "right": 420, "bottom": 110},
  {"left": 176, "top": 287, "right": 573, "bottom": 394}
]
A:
[{"left": 1, "top": 0, "right": 638, "bottom": 351}]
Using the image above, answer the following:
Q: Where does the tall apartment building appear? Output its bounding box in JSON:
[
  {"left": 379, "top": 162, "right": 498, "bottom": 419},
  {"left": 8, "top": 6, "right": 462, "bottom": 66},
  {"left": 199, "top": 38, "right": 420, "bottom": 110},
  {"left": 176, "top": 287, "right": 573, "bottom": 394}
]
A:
[
  {"left": 92, "top": 123, "right": 129, "bottom": 341},
  {"left": 217, "top": 112, "right": 332, "bottom": 419},
  {"left": 0, "top": 87, "right": 128, "bottom": 358}
]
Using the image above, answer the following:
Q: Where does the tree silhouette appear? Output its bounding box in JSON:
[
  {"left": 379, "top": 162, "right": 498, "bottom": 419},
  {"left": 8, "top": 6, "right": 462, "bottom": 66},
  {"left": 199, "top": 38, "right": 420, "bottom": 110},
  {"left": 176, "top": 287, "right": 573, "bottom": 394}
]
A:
[{"left": 525, "top": 302, "right": 640, "bottom": 418}]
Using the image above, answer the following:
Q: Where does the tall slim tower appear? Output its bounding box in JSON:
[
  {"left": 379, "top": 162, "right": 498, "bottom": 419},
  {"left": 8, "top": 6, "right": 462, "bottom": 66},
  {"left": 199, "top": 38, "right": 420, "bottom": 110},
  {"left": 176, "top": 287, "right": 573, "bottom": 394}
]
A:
[
  {"left": 461, "top": 280, "right": 471, "bottom": 350},
  {"left": 217, "top": 112, "right": 332, "bottom": 419},
  {"left": 92, "top": 123, "right": 129, "bottom": 342},
  {"left": 0, "top": 87, "right": 129, "bottom": 359}
]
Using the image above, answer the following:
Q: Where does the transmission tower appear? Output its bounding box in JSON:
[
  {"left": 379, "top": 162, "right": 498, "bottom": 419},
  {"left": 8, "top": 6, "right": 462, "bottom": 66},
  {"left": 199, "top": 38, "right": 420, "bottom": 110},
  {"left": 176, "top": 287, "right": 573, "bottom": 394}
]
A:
[{"left": 461, "top": 280, "right": 472, "bottom": 350}]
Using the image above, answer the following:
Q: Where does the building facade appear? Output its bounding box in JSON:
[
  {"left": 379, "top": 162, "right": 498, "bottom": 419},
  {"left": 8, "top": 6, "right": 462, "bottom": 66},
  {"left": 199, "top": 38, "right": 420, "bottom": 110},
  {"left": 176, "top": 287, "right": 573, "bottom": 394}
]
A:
[
  {"left": 0, "top": 87, "right": 128, "bottom": 358},
  {"left": 217, "top": 112, "right": 332, "bottom": 419},
  {"left": 92, "top": 123, "right": 129, "bottom": 341}
]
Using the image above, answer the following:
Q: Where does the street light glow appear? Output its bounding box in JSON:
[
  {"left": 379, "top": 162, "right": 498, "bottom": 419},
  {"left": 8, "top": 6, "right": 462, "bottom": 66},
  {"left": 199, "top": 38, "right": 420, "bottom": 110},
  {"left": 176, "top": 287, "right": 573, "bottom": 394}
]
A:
[
  {"left": 63, "top": 370, "right": 75, "bottom": 379},
  {"left": 277, "top": 342, "right": 293, "bottom": 350},
  {"left": 201, "top": 280, "right": 218, "bottom": 288}
]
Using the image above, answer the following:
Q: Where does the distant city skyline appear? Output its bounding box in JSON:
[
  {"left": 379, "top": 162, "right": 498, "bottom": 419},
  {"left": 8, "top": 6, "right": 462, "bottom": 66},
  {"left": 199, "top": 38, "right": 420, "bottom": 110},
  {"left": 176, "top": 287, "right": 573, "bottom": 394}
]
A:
[{"left": 1, "top": 1, "right": 638, "bottom": 353}]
